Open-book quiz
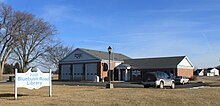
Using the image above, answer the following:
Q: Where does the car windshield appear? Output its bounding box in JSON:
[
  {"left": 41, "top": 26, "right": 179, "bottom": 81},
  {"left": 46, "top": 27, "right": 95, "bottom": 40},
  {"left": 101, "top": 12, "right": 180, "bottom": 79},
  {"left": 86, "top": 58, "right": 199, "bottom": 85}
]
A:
[{"left": 175, "top": 76, "right": 182, "bottom": 78}]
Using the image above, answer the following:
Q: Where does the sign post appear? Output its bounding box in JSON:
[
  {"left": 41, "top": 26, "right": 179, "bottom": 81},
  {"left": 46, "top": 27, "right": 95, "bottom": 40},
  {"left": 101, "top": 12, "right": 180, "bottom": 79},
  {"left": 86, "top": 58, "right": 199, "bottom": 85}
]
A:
[
  {"left": 15, "top": 69, "right": 17, "bottom": 100},
  {"left": 49, "top": 69, "right": 52, "bottom": 97},
  {"left": 14, "top": 68, "right": 52, "bottom": 100}
]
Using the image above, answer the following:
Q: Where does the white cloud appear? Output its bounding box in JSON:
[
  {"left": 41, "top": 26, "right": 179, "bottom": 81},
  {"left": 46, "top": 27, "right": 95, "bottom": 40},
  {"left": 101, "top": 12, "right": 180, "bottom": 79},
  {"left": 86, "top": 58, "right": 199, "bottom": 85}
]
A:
[{"left": 41, "top": 4, "right": 113, "bottom": 29}]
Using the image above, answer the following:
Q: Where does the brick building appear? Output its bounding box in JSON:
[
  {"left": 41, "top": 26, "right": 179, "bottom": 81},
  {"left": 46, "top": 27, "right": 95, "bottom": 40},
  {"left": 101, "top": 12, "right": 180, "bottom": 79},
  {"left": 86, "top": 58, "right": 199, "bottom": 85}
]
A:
[
  {"left": 59, "top": 48, "right": 194, "bottom": 81},
  {"left": 116, "top": 56, "right": 194, "bottom": 81},
  {"left": 59, "top": 48, "right": 130, "bottom": 81}
]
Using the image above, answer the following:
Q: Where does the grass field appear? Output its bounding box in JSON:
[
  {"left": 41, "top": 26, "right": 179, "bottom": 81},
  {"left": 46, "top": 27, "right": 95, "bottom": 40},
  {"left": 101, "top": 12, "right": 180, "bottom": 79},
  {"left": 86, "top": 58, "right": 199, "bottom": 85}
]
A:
[{"left": 0, "top": 82, "right": 220, "bottom": 106}]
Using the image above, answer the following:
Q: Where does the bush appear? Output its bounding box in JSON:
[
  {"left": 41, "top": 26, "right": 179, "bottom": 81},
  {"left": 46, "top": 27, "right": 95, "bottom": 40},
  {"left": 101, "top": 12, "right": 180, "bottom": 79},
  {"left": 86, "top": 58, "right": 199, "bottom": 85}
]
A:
[{"left": 189, "top": 76, "right": 197, "bottom": 81}]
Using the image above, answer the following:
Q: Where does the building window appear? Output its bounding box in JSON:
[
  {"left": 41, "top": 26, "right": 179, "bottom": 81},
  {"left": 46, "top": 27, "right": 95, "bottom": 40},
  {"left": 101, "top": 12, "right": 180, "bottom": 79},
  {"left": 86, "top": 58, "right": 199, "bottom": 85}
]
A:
[{"left": 74, "top": 53, "right": 82, "bottom": 59}]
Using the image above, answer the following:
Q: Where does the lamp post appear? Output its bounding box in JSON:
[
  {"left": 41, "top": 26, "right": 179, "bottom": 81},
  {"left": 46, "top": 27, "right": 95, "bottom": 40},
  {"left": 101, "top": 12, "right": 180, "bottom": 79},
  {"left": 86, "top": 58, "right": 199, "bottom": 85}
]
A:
[
  {"left": 106, "top": 46, "right": 114, "bottom": 88},
  {"left": 108, "top": 46, "right": 112, "bottom": 82}
]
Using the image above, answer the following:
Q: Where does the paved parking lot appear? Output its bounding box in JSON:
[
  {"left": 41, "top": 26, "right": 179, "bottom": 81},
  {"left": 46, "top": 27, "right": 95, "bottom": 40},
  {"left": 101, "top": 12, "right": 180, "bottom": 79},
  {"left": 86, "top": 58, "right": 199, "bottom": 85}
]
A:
[
  {"left": 53, "top": 81, "right": 211, "bottom": 89},
  {"left": 1, "top": 75, "right": 219, "bottom": 89}
]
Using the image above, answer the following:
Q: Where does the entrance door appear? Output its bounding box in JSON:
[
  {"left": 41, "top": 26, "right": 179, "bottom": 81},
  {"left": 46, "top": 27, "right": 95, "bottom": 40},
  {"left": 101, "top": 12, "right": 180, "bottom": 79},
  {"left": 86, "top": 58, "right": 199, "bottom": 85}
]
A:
[
  {"left": 121, "top": 69, "right": 130, "bottom": 81},
  {"left": 85, "top": 63, "right": 97, "bottom": 81}
]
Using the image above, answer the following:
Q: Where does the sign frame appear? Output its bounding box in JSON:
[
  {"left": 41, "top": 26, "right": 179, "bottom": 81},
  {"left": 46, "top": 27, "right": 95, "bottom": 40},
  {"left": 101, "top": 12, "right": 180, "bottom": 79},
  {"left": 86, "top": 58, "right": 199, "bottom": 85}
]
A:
[{"left": 14, "top": 68, "right": 52, "bottom": 100}]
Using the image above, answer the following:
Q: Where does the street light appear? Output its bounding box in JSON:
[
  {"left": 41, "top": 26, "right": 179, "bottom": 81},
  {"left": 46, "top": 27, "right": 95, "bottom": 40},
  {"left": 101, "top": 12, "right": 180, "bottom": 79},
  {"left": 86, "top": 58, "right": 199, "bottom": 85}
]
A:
[
  {"left": 108, "top": 46, "right": 112, "bottom": 82},
  {"left": 106, "top": 46, "right": 114, "bottom": 88}
]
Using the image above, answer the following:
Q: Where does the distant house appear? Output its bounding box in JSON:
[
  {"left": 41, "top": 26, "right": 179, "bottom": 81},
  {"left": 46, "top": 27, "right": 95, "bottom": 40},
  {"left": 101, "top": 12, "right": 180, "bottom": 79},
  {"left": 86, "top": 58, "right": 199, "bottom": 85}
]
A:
[
  {"left": 194, "top": 69, "right": 204, "bottom": 76},
  {"left": 195, "top": 68, "right": 219, "bottom": 76},
  {"left": 206, "top": 68, "right": 219, "bottom": 76}
]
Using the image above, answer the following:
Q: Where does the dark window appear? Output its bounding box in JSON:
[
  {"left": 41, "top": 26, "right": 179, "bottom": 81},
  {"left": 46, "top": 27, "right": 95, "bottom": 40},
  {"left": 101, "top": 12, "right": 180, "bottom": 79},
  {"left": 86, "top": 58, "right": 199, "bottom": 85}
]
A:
[
  {"left": 74, "top": 73, "right": 76, "bottom": 75},
  {"left": 87, "top": 73, "right": 89, "bottom": 75},
  {"left": 74, "top": 53, "right": 82, "bottom": 59},
  {"left": 95, "top": 73, "right": 97, "bottom": 75},
  {"left": 91, "top": 73, "right": 93, "bottom": 75},
  {"left": 81, "top": 73, "right": 83, "bottom": 75},
  {"left": 157, "top": 72, "right": 162, "bottom": 78},
  {"left": 163, "top": 73, "right": 169, "bottom": 78},
  {"left": 77, "top": 73, "right": 80, "bottom": 75},
  {"left": 103, "top": 63, "right": 108, "bottom": 71}
]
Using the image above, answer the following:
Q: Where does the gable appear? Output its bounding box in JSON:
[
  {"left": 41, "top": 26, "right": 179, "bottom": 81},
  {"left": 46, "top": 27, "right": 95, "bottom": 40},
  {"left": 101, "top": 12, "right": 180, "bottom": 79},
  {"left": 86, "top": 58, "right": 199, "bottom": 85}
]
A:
[
  {"left": 210, "top": 68, "right": 219, "bottom": 73},
  {"left": 177, "top": 57, "right": 194, "bottom": 69},
  {"left": 60, "top": 49, "right": 100, "bottom": 63}
]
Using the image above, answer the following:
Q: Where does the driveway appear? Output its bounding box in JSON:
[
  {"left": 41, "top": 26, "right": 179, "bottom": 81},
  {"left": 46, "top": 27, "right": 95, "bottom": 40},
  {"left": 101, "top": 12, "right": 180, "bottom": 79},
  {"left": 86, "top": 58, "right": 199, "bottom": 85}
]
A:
[{"left": 52, "top": 81, "right": 210, "bottom": 89}]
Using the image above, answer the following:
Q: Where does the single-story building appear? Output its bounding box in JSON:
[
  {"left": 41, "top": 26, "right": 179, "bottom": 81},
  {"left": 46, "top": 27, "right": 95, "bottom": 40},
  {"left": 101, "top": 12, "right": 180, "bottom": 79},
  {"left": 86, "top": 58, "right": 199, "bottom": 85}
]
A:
[
  {"left": 116, "top": 56, "right": 194, "bottom": 81},
  {"left": 59, "top": 48, "right": 194, "bottom": 81},
  {"left": 59, "top": 48, "right": 130, "bottom": 81}
]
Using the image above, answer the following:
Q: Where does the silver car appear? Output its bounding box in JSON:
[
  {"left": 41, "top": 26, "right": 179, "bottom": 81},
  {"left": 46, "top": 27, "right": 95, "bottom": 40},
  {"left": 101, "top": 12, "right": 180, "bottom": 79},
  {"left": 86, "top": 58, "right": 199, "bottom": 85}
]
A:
[{"left": 142, "top": 71, "right": 175, "bottom": 89}]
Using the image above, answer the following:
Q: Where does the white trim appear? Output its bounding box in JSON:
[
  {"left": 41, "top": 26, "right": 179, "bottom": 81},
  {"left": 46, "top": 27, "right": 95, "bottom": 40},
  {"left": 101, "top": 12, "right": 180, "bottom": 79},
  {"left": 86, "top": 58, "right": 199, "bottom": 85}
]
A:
[
  {"left": 117, "top": 67, "right": 131, "bottom": 70},
  {"left": 177, "top": 56, "right": 194, "bottom": 69},
  {"left": 125, "top": 69, "right": 128, "bottom": 81},
  {"left": 49, "top": 69, "right": 52, "bottom": 97},
  {"left": 60, "top": 60, "right": 100, "bottom": 64},
  {"left": 15, "top": 69, "right": 17, "bottom": 100},
  {"left": 101, "top": 60, "right": 124, "bottom": 63}
]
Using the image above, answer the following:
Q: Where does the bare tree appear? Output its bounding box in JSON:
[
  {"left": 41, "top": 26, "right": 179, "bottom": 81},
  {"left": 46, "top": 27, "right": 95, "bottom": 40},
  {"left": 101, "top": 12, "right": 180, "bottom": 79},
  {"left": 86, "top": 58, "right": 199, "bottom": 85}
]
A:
[
  {"left": 42, "top": 44, "right": 73, "bottom": 70},
  {"left": 13, "top": 11, "right": 57, "bottom": 72},
  {"left": 0, "top": 4, "right": 20, "bottom": 80}
]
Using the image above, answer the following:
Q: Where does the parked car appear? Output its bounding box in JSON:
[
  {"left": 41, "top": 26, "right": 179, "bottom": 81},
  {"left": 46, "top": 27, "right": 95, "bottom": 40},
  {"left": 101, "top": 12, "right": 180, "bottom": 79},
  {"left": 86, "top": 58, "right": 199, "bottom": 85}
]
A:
[
  {"left": 174, "top": 76, "right": 189, "bottom": 84},
  {"left": 141, "top": 71, "right": 175, "bottom": 89},
  {"left": 166, "top": 72, "right": 174, "bottom": 79}
]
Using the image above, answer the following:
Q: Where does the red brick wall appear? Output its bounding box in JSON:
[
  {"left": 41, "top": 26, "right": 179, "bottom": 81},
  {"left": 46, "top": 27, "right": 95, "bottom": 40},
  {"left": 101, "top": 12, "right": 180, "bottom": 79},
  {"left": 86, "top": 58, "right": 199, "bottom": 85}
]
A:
[
  {"left": 177, "top": 68, "right": 194, "bottom": 78},
  {"left": 100, "top": 62, "right": 116, "bottom": 79}
]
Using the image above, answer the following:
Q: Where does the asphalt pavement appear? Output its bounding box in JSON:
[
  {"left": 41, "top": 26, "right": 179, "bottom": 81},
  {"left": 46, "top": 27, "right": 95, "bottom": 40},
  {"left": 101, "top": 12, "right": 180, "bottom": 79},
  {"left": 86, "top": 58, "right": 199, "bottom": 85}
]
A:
[{"left": 52, "top": 81, "right": 209, "bottom": 89}]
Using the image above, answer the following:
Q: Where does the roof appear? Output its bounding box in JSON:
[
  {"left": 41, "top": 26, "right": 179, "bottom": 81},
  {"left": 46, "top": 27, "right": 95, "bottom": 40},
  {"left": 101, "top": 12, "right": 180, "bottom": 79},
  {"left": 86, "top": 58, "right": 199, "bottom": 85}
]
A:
[
  {"left": 124, "top": 56, "right": 186, "bottom": 69},
  {"left": 78, "top": 48, "right": 131, "bottom": 61}
]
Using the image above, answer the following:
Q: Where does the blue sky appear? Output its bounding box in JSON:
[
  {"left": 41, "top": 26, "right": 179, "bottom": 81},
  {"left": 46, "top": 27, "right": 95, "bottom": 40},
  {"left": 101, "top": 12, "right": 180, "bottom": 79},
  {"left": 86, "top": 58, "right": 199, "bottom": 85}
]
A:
[{"left": 3, "top": 0, "right": 220, "bottom": 68}]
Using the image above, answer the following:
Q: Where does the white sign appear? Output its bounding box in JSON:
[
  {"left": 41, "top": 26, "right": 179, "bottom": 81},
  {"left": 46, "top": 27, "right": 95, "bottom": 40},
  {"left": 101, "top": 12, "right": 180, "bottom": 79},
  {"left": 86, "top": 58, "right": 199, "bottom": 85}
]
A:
[
  {"left": 15, "top": 68, "right": 52, "bottom": 100},
  {"left": 132, "top": 70, "right": 141, "bottom": 76}
]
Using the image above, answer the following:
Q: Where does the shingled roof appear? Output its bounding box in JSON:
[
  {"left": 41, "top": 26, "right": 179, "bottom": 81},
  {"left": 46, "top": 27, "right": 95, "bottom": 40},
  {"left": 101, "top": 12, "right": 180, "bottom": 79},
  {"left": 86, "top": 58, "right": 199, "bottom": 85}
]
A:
[
  {"left": 124, "top": 56, "right": 186, "bottom": 69},
  {"left": 79, "top": 48, "right": 131, "bottom": 61}
]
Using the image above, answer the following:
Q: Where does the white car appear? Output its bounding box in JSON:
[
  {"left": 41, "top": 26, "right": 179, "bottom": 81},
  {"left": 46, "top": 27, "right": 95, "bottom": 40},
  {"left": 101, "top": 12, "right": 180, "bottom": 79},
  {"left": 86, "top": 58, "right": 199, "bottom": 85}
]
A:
[{"left": 174, "top": 76, "right": 189, "bottom": 84}]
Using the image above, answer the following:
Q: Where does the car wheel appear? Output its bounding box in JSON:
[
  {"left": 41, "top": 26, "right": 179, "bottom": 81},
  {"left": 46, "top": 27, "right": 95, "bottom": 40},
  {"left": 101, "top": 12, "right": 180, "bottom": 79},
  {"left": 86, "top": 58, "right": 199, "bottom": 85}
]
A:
[
  {"left": 159, "top": 82, "right": 164, "bottom": 89},
  {"left": 170, "top": 82, "right": 175, "bottom": 89},
  {"left": 144, "top": 85, "right": 149, "bottom": 88},
  {"left": 182, "top": 81, "right": 185, "bottom": 85}
]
